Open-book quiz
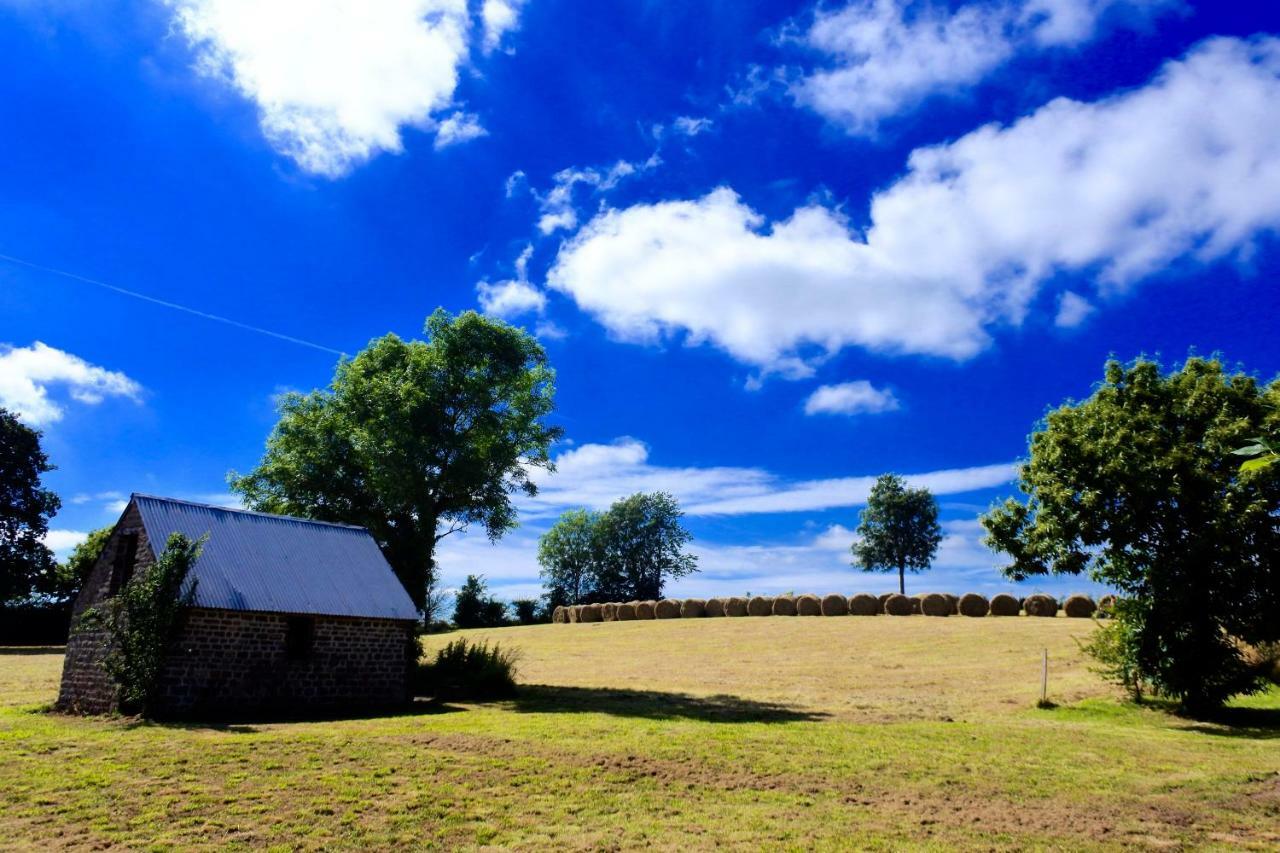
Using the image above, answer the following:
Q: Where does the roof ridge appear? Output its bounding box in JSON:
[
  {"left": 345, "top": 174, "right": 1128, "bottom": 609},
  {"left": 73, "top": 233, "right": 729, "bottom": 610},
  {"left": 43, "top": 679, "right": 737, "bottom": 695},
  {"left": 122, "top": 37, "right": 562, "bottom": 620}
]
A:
[{"left": 130, "top": 493, "right": 369, "bottom": 532}]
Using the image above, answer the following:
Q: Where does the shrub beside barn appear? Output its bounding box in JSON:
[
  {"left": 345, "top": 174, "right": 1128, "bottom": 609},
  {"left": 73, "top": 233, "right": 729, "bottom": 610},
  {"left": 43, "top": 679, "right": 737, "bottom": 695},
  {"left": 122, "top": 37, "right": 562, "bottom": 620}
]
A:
[{"left": 57, "top": 495, "right": 419, "bottom": 718}]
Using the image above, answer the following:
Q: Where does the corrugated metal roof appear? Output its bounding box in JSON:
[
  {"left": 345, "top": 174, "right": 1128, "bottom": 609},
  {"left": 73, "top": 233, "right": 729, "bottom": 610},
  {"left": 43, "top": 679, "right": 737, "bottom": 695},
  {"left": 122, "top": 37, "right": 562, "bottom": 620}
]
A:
[{"left": 132, "top": 494, "right": 418, "bottom": 621}]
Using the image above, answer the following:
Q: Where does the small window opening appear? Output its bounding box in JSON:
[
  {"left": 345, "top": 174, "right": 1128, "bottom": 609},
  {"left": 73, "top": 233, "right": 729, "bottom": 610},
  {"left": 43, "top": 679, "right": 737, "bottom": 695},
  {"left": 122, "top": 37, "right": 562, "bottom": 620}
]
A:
[
  {"left": 285, "top": 616, "right": 316, "bottom": 661},
  {"left": 108, "top": 533, "right": 139, "bottom": 597}
]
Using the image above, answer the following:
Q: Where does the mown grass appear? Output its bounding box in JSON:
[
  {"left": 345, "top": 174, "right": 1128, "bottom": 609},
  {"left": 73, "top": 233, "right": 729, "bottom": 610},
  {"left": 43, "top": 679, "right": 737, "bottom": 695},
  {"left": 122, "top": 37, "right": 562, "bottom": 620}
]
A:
[{"left": 2, "top": 618, "right": 1278, "bottom": 850}]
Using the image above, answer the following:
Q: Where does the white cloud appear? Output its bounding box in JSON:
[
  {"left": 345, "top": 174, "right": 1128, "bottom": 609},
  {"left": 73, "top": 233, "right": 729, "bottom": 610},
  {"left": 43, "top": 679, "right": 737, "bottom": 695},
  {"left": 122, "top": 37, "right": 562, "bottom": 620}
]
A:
[
  {"left": 522, "top": 437, "right": 1013, "bottom": 519},
  {"left": 43, "top": 529, "right": 89, "bottom": 560},
  {"left": 0, "top": 342, "right": 143, "bottom": 425},
  {"left": 804, "top": 381, "right": 900, "bottom": 416},
  {"left": 480, "top": 0, "right": 525, "bottom": 52},
  {"left": 166, "top": 0, "right": 476, "bottom": 176},
  {"left": 671, "top": 116, "right": 713, "bottom": 137},
  {"left": 434, "top": 111, "right": 488, "bottom": 149},
  {"left": 792, "top": 0, "right": 1177, "bottom": 133},
  {"left": 536, "top": 159, "right": 650, "bottom": 235},
  {"left": 1054, "top": 290, "right": 1095, "bottom": 328},
  {"left": 476, "top": 245, "right": 548, "bottom": 319},
  {"left": 550, "top": 38, "right": 1280, "bottom": 374}
]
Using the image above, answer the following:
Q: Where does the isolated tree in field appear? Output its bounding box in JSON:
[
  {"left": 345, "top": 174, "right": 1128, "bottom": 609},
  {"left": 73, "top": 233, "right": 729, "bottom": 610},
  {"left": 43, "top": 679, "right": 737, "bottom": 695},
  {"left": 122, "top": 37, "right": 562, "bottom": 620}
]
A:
[
  {"left": 537, "top": 508, "right": 603, "bottom": 606},
  {"left": 982, "top": 357, "right": 1280, "bottom": 714},
  {"left": 452, "top": 574, "right": 508, "bottom": 629},
  {"left": 594, "top": 492, "right": 697, "bottom": 601},
  {"left": 0, "top": 408, "right": 61, "bottom": 604},
  {"left": 231, "top": 310, "right": 562, "bottom": 615},
  {"left": 852, "top": 474, "right": 942, "bottom": 595}
]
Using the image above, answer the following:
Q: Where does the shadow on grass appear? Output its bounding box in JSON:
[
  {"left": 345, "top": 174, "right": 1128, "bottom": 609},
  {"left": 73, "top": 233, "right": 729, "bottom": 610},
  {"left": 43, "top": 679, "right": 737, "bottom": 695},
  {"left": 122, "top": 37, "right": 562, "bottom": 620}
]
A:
[
  {"left": 500, "top": 684, "right": 827, "bottom": 723},
  {"left": 129, "top": 697, "right": 467, "bottom": 732},
  {"left": 1181, "top": 705, "right": 1280, "bottom": 740},
  {"left": 0, "top": 646, "right": 65, "bottom": 655}
]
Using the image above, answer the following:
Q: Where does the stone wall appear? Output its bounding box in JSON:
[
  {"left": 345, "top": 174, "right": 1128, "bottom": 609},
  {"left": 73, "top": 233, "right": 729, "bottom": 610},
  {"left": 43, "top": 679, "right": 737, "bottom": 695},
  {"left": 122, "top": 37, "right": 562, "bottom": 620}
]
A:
[
  {"left": 153, "top": 608, "right": 414, "bottom": 717},
  {"left": 56, "top": 503, "right": 153, "bottom": 714}
]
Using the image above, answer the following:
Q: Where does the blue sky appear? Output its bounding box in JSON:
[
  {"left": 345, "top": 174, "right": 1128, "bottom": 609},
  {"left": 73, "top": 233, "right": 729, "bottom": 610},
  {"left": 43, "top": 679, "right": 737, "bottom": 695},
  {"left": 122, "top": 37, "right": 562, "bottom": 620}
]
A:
[{"left": 3, "top": 0, "right": 1278, "bottom": 603}]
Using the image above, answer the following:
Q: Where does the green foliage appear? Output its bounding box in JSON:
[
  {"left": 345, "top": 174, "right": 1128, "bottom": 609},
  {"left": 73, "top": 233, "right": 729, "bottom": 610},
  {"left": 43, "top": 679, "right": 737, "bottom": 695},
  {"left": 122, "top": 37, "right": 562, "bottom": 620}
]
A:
[
  {"left": 1079, "top": 599, "right": 1148, "bottom": 702},
  {"left": 1233, "top": 434, "right": 1279, "bottom": 473},
  {"left": 416, "top": 638, "right": 519, "bottom": 699},
  {"left": 50, "top": 526, "right": 113, "bottom": 603},
  {"left": 537, "top": 493, "right": 698, "bottom": 604},
  {"left": 229, "top": 309, "right": 562, "bottom": 614},
  {"left": 537, "top": 508, "right": 604, "bottom": 606},
  {"left": 452, "top": 574, "right": 508, "bottom": 629},
  {"left": 0, "top": 407, "right": 61, "bottom": 604},
  {"left": 982, "top": 356, "right": 1280, "bottom": 714},
  {"left": 81, "top": 533, "right": 202, "bottom": 716},
  {"left": 851, "top": 474, "right": 942, "bottom": 595},
  {"left": 511, "top": 599, "right": 542, "bottom": 625}
]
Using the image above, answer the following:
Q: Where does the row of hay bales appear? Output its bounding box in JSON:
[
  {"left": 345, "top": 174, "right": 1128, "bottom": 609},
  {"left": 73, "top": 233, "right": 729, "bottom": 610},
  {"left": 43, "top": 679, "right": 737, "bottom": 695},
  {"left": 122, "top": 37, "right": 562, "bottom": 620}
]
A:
[{"left": 552, "top": 592, "right": 1109, "bottom": 623}]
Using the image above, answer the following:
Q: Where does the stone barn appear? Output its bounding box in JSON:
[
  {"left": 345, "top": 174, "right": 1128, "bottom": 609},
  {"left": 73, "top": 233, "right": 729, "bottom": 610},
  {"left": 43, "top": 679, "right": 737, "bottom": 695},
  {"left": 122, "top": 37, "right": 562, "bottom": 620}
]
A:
[{"left": 57, "top": 494, "right": 419, "bottom": 717}]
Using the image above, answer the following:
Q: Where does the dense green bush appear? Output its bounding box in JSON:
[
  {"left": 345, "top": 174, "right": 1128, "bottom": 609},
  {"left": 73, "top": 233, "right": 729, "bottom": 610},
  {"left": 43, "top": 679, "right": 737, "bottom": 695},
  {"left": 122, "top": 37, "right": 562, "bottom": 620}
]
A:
[{"left": 416, "top": 639, "right": 519, "bottom": 699}]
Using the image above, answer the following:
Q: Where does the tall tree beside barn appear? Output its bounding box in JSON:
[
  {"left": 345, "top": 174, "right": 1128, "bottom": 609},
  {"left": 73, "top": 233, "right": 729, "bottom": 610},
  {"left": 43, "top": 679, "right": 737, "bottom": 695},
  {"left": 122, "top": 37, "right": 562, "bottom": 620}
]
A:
[
  {"left": 231, "top": 309, "right": 562, "bottom": 615},
  {"left": 0, "top": 407, "right": 61, "bottom": 604},
  {"left": 852, "top": 474, "right": 942, "bottom": 595}
]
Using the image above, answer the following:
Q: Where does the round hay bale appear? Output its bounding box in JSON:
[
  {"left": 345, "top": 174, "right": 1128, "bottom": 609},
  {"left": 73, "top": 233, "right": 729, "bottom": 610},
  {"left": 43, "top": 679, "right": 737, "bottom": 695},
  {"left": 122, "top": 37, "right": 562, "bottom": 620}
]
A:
[
  {"left": 600, "top": 602, "right": 617, "bottom": 621},
  {"left": 989, "top": 594, "right": 1020, "bottom": 616},
  {"left": 704, "top": 598, "right": 726, "bottom": 617},
  {"left": 1024, "top": 593, "right": 1058, "bottom": 617},
  {"left": 877, "top": 593, "right": 893, "bottom": 613},
  {"left": 884, "top": 593, "right": 913, "bottom": 616},
  {"left": 552, "top": 605, "right": 566, "bottom": 624},
  {"left": 944, "top": 593, "right": 960, "bottom": 615},
  {"left": 796, "top": 593, "right": 822, "bottom": 616},
  {"left": 1097, "top": 594, "right": 1117, "bottom": 616},
  {"left": 680, "top": 598, "right": 706, "bottom": 618},
  {"left": 615, "top": 602, "right": 637, "bottom": 621},
  {"left": 920, "top": 592, "right": 951, "bottom": 617},
  {"left": 568, "top": 605, "right": 581, "bottom": 623},
  {"left": 958, "top": 593, "right": 989, "bottom": 617},
  {"left": 849, "top": 593, "right": 879, "bottom": 616},
  {"left": 772, "top": 595, "right": 798, "bottom": 616},
  {"left": 654, "top": 598, "right": 680, "bottom": 619},
  {"left": 635, "top": 600, "right": 656, "bottom": 620},
  {"left": 724, "top": 596, "right": 748, "bottom": 617},
  {"left": 747, "top": 595, "right": 773, "bottom": 616},
  {"left": 820, "top": 594, "right": 849, "bottom": 616},
  {"left": 909, "top": 595, "right": 922, "bottom": 615},
  {"left": 1063, "top": 594, "right": 1097, "bottom": 618},
  {"left": 579, "top": 603, "right": 602, "bottom": 623}
]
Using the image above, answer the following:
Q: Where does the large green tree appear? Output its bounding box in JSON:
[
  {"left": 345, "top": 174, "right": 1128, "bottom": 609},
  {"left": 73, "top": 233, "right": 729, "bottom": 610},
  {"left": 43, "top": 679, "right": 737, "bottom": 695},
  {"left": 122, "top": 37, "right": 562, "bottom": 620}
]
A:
[
  {"left": 537, "top": 508, "right": 604, "bottom": 606},
  {"left": 982, "top": 357, "right": 1280, "bottom": 714},
  {"left": 0, "top": 407, "right": 61, "bottom": 604},
  {"left": 594, "top": 492, "right": 697, "bottom": 601},
  {"left": 852, "top": 474, "right": 942, "bottom": 595},
  {"left": 231, "top": 310, "right": 562, "bottom": 613}
]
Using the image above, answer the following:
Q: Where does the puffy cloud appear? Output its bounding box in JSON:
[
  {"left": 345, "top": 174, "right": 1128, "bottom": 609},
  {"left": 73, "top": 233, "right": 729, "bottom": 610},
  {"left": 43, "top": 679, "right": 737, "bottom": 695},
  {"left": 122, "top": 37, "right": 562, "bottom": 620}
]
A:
[
  {"left": 166, "top": 0, "right": 482, "bottom": 176},
  {"left": 550, "top": 38, "right": 1280, "bottom": 374},
  {"left": 0, "top": 342, "right": 143, "bottom": 425},
  {"left": 476, "top": 245, "right": 547, "bottom": 319},
  {"left": 804, "top": 381, "right": 900, "bottom": 416},
  {"left": 480, "top": 0, "right": 525, "bottom": 52},
  {"left": 792, "top": 0, "right": 1177, "bottom": 133},
  {"left": 671, "top": 116, "right": 713, "bottom": 137},
  {"left": 434, "top": 111, "right": 488, "bottom": 149},
  {"left": 522, "top": 437, "right": 1012, "bottom": 518},
  {"left": 43, "top": 529, "right": 89, "bottom": 560}
]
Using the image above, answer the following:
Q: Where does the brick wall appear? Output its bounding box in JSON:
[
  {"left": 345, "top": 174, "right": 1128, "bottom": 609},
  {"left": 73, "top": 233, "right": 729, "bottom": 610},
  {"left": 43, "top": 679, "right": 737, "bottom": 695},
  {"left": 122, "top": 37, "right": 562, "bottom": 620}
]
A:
[{"left": 154, "top": 608, "right": 413, "bottom": 716}]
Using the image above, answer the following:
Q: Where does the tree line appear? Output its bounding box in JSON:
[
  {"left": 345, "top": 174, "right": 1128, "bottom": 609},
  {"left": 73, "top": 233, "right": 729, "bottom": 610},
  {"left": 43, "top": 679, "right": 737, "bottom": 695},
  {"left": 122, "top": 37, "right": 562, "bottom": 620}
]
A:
[{"left": 2, "top": 309, "right": 1277, "bottom": 714}]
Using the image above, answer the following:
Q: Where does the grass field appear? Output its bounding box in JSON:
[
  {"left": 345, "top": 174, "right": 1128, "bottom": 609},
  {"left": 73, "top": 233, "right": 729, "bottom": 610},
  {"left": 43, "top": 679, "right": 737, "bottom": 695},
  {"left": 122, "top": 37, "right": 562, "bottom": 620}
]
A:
[{"left": 2, "top": 618, "right": 1278, "bottom": 850}]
